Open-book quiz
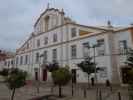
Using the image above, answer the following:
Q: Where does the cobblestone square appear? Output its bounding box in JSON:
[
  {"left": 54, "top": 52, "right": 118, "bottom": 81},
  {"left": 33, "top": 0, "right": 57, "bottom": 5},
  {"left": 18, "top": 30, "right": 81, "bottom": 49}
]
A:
[{"left": 0, "top": 82, "right": 130, "bottom": 100}]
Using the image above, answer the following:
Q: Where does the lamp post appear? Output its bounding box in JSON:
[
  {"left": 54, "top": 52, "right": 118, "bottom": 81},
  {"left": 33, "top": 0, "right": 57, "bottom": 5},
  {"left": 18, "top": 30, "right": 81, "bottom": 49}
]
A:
[
  {"left": 35, "top": 53, "right": 45, "bottom": 94},
  {"left": 36, "top": 54, "right": 42, "bottom": 93},
  {"left": 93, "top": 44, "right": 99, "bottom": 84},
  {"left": 86, "top": 44, "right": 99, "bottom": 84}
]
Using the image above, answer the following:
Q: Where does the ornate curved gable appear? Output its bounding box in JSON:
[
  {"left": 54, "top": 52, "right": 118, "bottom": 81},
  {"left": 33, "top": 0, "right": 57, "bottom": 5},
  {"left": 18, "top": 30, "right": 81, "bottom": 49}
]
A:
[{"left": 34, "top": 8, "right": 66, "bottom": 34}]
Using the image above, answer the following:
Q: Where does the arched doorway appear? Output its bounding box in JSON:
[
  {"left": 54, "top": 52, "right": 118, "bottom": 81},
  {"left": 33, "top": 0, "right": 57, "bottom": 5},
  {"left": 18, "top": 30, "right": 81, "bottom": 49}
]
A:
[
  {"left": 34, "top": 68, "right": 39, "bottom": 81},
  {"left": 41, "top": 64, "right": 47, "bottom": 81},
  {"left": 42, "top": 69, "right": 47, "bottom": 81}
]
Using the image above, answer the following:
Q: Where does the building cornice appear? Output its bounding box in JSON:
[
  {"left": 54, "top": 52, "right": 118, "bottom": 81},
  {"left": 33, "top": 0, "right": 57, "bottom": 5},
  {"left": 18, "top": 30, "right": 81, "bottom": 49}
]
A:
[
  {"left": 34, "top": 22, "right": 108, "bottom": 37},
  {"left": 16, "top": 30, "right": 108, "bottom": 55},
  {"left": 17, "top": 22, "right": 132, "bottom": 55},
  {"left": 16, "top": 22, "right": 109, "bottom": 54},
  {"left": 16, "top": 22, "right": 111, "bottom": 54},
  {"left": 113, "top": 26, "right": 133, "bottom": 33}
]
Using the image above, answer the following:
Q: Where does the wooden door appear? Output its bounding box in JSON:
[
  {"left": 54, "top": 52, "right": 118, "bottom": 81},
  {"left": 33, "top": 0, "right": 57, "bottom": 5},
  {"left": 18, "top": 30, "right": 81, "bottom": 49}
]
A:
[
  {"left": 35, "top": 71, "right": 38, "bottom": 81},
  {"left": 42, "top": 69, "right": 47, "bottom": 81}
]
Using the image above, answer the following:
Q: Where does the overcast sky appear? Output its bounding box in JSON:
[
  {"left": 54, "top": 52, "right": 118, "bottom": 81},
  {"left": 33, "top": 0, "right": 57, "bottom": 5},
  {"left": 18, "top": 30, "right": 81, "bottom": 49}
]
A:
[{"left": 0, "top": 0, "right": 133, "bottom": 51}]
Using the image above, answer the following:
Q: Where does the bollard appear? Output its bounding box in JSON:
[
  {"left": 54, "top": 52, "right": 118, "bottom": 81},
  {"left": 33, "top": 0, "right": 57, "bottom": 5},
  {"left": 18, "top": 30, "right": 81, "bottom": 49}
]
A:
[
  {"left": 51, "top": 85, "right": 54, "bottom": 94},
  {"left": 99, "top": 89, "right": 102, "bottom": 100},
  {"left": 72, "top": 83, "right": 74, "bottom": 96},
  {"left": 83, "top": 88, "right": 87, "bottom": 98},
  {"left": 110, "top": 86, "right": 112, "bottom": 92},
  {"left": 106, "top": 80, "right": 110, "bottom": 87},
  {"left": 91, "top": 77, "right": 95, "bottom": 86},
  {"left": 96, "top": 88, "right": 99, "bottom": 100},
  {"left": 118, "top": 92, "right": 121, "bottom": 100}
]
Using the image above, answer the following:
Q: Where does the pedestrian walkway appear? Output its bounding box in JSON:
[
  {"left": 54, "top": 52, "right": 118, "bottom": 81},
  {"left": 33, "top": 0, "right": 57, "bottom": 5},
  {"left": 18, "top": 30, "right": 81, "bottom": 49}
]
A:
[{"left": 0, "top": 82, "right": 130, "bottom": 100}]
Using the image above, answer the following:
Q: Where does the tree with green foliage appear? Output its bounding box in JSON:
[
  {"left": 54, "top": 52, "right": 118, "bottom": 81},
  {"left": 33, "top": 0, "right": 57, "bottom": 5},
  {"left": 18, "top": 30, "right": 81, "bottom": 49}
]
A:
[
  {"left": 0, "top": 68, "right": 27, "bottom": 100},
  {"left": 126, "top": 49, "right": 133, "bottom": 67},
  {"left": 52, "top": 67, "right": 71, "bottom": 97},
  {"left": 125, "top": 49, "right": 133, "bottom": 83},
  {"left": 45, "top": 62, "right": 59, "bottom": 93},
  {"left": 77, "top": 57, "right": 96, "bottom": 87},
  {"left": 125, "top": 49, "right": 133, "bottom": 100},
  {"left": 0, "top": 68, "right": 9, "bottom": 77}
]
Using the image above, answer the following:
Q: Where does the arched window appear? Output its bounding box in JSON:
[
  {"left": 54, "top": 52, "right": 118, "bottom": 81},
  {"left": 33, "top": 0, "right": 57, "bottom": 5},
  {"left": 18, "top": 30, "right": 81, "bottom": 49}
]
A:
[{"left": 45, "top": 16, "right": 50, "bottom": 31}]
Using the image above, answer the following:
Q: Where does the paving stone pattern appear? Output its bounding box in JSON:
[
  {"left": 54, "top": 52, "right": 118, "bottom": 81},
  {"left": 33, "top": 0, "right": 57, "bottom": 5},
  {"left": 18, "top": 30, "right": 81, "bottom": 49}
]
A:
[{"left": 0, "top": 82, "right": 130, "bottom": 100}]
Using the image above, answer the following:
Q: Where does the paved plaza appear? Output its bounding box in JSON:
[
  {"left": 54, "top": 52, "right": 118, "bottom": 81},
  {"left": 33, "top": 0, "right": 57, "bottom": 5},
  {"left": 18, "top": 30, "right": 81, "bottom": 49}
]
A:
[{"left": 0, "top": 82, "right": 130, "bottom": 100}]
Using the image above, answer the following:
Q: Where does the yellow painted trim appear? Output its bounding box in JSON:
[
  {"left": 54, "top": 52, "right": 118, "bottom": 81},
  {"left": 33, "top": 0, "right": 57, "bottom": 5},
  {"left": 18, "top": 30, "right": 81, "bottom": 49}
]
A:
[
  {"left": 128, "top": 28, "right": 133, "bottom": 44},
  {"left": 79, "top": 30, "right": 92, "bottom": 36}
]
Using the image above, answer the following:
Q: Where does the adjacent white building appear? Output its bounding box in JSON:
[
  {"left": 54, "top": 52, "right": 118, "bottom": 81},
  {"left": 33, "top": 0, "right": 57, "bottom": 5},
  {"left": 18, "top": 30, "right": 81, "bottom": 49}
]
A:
[{"left": 3, "top": 7, "right": 133, "bottom": 84}]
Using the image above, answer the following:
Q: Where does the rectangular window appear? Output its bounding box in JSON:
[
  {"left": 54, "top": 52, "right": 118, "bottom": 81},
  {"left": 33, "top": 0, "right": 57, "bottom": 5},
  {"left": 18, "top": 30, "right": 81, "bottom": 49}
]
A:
[
  {"left": 25, "top": 55, "right": 28, "bottom": 65},
  {"left": 20, "top": 56, "right": 23, "bottom": 65},
  {"left": 71, "top": 28, "right": 77, "bottom": 38},
  {"left": 43, "top": 50, "right": 48, "bottom": 62},
  {"left": 16, "top": 57, "right": 19, "bottom": 65},
  {"left": 45, "top": 16, "right": 49, "bottom": 32},
  {"left": 36, "top": 53, "right": 39, "bottom": 63},
  {"left": 82, "top": 42, "right": 90, "bottom": 58},
  {"left": 97, "top": 39, "right": 105, "bottom": 55},
  {"left": 71, "top": 45, "right": 77, "bottom": 59},
  {"left": 53, "top": 34, "right": 57, "bottom": 42},
  {"left": 11, "top": 60, "right": 14, "bottom": 65},
  {"left": 44, "top": 37, "right": 48, "bottom": 45},
  {"left": 119, "top": 40, "right": 127, "bottom": 54},
  {"left": 99, "top": 67, "right": 107, "bottom": 78},
  {"left": 37, "top": 39, "right": 40, "bottom": 47},
  {"left": 8, "top": 61, "right": 10, "bottom": 66},
  {"left": 52, "top": 49, "right": 57, "bottom": 62}
]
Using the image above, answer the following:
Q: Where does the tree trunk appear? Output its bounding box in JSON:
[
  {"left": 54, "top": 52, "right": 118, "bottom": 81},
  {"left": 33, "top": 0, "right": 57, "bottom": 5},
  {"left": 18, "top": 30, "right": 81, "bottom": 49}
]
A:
[
  {"left": 59, "top": 85, "right": 62, "bottom": 97},
  {"left": 11, "top": 88, "right": 15, "bottom": 100}
]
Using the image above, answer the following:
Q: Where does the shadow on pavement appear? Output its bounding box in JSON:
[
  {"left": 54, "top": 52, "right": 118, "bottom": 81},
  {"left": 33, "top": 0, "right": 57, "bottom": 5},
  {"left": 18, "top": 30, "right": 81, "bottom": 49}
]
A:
[{"left": 29, "top": 94, "right": 66, "bottom": 100}]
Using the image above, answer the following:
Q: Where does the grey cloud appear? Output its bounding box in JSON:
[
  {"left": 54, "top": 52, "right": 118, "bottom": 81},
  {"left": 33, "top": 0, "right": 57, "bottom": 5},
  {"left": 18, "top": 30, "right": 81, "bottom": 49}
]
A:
[{"left": 0, "top": 0, "right": 133, "bottom": 51}]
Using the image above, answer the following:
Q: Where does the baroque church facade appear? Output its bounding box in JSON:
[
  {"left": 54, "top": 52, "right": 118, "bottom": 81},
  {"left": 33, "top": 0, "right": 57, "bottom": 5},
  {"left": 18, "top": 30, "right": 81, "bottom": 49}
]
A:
[{"left": 3, "top": 7, "right": 133, "bottom": 84}]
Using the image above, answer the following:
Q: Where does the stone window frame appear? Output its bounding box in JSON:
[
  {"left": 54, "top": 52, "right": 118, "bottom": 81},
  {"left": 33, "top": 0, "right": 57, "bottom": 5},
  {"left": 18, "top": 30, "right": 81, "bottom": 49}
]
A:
[
  {"left": 71, "top": 45, "right": 77, "bottom": 59},
  {"left": 52, "top": 48, "right": 57, "bottom": 62},
  {"left": 36, "top": 52, "right": 40, "bottom": 63},
  {"left": 53, "top": 33, "right": 58, "bottom": 42},
  {"left": 97, "top": 39, "right": 105, "bottom": 56},
  {"left": 71, "top": 28, "right": 77, "bottom": 38},
  {"left": 44, "top": 37, "right": 48, "bottom": 45},
  {"left": 82, "top": 42, "right": 90, "bottom": 58}
]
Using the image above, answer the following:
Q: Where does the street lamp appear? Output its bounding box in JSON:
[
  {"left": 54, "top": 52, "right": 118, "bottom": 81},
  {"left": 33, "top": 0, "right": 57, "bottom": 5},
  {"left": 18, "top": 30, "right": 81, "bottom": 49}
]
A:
[
  {"left": 35, "top": 53, "right": 46, "bottom": 93},
  {"left": 86, "top": 43, "right": 100, "bottom": 84},
  {"left": 35, "top": 54, "right": 42, "bottom": 93}
]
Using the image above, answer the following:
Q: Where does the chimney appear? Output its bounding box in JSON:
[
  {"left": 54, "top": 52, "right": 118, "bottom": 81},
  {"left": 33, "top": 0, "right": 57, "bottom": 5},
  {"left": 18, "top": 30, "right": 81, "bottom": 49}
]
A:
[
  {"left": 60, "top": 8, "right": 65, "bottom": 25},
  {"left": 47, "top": 3, "right": 50, "bottom": 9},
  {"left": 107, "top": 20, "right": 113, "bottom": 28},
  {"left": 61, "top": 8, "right": 65, "bottom": 15}
]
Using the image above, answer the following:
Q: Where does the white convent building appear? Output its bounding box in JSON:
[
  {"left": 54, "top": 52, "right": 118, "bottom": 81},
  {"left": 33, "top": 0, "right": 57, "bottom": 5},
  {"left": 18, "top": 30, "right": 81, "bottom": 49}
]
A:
[{"left": 3, "top": 7, "right": 133, "bottom": 85}]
